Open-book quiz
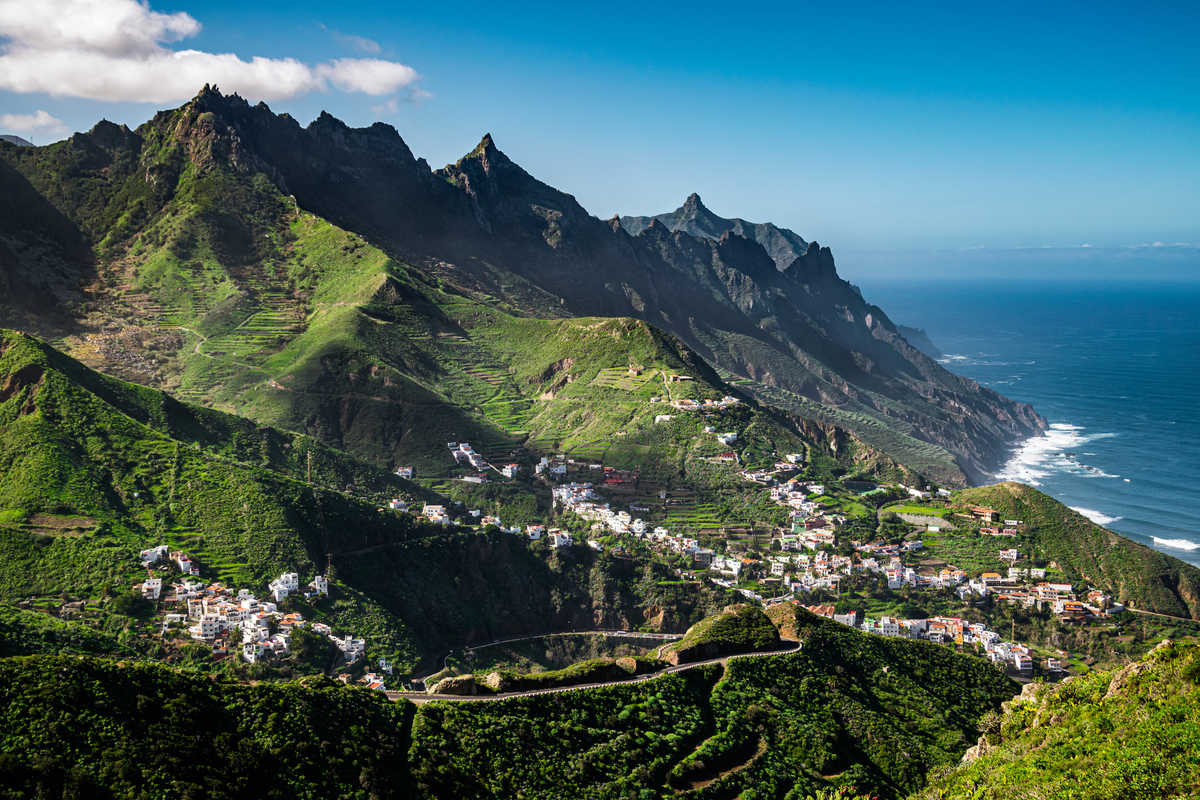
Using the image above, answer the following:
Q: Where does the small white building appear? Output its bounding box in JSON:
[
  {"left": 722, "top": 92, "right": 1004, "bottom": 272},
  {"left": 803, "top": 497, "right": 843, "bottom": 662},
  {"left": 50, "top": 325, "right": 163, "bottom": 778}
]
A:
[
  {"left": 269, "top": 572, "right": 300, "bottom": 603},
  {"left": 140, "top": 578, "right": 162, "bottom": 601},
  {"left": 549, "top": 530, "right": 573, "bottom": 548},
  {"left": 395, "top": 466, "right": 414, "bottom": 479},
  {"left": 309, "top": 574, "right": 329, "bottom": 596},
  {"left": 501, "top": 464, "right": 519, "bottom": 478}
]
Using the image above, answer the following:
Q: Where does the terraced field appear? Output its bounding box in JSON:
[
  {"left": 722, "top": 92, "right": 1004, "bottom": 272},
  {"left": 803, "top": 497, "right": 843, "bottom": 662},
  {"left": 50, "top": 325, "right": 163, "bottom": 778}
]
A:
[
  {"left": 664, "top": 497, "right": 724, "bottom": 531},
  {"left": 589, "top": 366, "right": 661, "bottom": 392}
]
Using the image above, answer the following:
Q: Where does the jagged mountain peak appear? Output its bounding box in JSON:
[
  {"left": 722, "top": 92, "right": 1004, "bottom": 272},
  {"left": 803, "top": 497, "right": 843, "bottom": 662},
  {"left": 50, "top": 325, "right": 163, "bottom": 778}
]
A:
[{"left": 619, "top": 194, "right": 810, "bottom": 272}]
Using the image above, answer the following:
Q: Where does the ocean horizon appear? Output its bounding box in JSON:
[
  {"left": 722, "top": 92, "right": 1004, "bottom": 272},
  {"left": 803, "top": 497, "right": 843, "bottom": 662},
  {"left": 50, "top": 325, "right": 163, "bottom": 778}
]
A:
[{"left": 863, "top": 277, "right": 1200, "bottom": 569}]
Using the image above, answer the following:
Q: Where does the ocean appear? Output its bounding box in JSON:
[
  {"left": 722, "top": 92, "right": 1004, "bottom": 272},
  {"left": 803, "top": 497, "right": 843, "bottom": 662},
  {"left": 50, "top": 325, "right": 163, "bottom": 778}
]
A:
[{"left": 861, "top": 279, "right": 1200, "bottom": 568}]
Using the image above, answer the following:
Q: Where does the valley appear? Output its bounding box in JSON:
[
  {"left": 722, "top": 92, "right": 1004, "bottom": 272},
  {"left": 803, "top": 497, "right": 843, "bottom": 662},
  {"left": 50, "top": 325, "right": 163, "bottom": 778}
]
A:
[{"left": 0, "top": 87, "right": 1195, "bottom": 800}]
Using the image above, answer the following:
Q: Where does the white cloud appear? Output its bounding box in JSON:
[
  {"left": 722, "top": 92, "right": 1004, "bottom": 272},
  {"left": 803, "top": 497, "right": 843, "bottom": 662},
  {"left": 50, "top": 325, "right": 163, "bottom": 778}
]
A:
[
  {"left": 317, "top": 58, "right": 417, "bottom": 95},
  {"left": 0, "top": 0, "right": 421, "bottom": 102},
  {"left": 0, "top": 109, "right": 69, "bottom": 139}
]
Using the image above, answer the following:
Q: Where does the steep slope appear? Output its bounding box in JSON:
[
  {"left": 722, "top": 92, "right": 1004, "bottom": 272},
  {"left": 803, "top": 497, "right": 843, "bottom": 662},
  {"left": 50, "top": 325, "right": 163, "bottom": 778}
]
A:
[
  {"left": 955, "top": 482, "right": 1200, "bottom": 620},
  {"left": 0, "top": 100, "right": 899, "bottom": 486},
  {"left": 0, "top": 87, "right": 1045, "bottom": 484},
  {"left": 916, "top": 640, "right": 1200, "bottom": 800},
  {"left": 0, "top": 330, "right": 761, "bottom": 670}
]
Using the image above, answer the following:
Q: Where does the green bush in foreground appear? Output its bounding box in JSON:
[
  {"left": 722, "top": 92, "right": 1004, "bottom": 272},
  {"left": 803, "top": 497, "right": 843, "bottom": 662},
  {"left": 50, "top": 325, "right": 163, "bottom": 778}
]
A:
[{"left": 915, "top": 640, "right": 1200, "bottom": 800}]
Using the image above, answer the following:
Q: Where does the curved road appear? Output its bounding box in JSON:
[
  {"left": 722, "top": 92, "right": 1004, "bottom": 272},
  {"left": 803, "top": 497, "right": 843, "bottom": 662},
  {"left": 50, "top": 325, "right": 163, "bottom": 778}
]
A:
[
  {"left": 389, "top": 639, "right": 802, "bottom": 706},
  {"left": 414, "top": 629, "right": 684, "bottom": 685}
]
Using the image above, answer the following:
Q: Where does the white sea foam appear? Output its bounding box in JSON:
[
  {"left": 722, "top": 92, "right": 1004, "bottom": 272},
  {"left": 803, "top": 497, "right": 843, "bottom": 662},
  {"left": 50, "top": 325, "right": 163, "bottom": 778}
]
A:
[
  {"left": 995, "top": 423, "right": 1118, "bottom": 487},
  {"left": 1153, "top": 537, "right": 1200, "bottom": 552},
  {"left": 1070, "top": 506, "right": 1122, "bottom": 526},
  {"left": 939, "top": 354, "right": 968, "bottom": 363}
]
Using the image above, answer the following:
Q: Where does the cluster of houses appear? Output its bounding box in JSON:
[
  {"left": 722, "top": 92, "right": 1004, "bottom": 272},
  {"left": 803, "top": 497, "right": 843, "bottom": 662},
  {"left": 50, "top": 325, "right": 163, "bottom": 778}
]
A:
[
  {"left": 803, "top": 603, "right": 1042, "bottom": 674},
  {"left": 136, "top": 547, "right": 371, "bottom": 670}
]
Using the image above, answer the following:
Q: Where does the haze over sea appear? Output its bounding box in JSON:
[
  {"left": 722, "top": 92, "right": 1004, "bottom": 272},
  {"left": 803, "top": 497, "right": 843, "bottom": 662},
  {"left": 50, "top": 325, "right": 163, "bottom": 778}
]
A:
[{"left": 864, "top": 278, "right": 1200, "bottom": 568}]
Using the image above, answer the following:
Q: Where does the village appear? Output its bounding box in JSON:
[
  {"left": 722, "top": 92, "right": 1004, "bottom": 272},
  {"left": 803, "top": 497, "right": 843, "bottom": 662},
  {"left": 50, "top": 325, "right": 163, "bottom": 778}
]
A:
[
  {"left": 134, "top": 545, "right": 393, "bottom": 692},
  {"left": 386, "top": 425, "right": 1124, "bottom": 680}
]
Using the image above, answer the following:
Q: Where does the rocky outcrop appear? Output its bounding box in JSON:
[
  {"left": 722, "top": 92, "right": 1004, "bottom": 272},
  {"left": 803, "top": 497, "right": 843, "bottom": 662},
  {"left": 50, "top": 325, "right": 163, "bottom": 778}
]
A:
[{"left": 427, "top": 675, "right": 478, "bottom": 695}]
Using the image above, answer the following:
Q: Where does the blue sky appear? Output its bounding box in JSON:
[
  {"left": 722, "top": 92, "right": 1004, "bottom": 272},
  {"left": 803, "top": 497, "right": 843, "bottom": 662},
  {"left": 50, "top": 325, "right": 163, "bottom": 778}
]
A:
[{"left": 1, "top": 0, "right": 1197, "bottom": 276}]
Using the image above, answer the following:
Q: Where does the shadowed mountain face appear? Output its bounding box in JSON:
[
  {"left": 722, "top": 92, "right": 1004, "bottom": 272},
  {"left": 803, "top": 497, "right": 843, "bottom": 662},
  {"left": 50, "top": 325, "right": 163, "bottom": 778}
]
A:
[{"left": 0, "top": 87, "right": 1043, "bottom": 483}]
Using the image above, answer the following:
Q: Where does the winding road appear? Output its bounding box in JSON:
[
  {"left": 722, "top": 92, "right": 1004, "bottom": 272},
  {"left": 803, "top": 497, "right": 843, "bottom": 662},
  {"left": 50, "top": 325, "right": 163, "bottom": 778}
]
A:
[
  {"left": 388, "top": 639, "right": 802, "bottom": 705},
  {"left": 413, "top": 629, "right": 685, "bottom": 685}
]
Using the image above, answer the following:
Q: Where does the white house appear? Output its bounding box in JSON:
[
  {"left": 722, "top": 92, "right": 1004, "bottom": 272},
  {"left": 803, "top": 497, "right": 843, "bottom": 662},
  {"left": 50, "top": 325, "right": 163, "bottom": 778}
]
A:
[
  {"left": 501, "top": 464, "right": 519, "bottom": 478},
  {"left": 309, "top": 574, "right": 329, "bottom": 596},
  {"left": 268, "top": 572, "right": 300, "bottom": 603},
  {"left": 140, "top": 578, "right": 162, "bottom": 601},
  {"left": 395, "top": 466, "right": 414, "bottom": 479},
  {"left": 550, "top": 530, "right": 573, "bottom": 548}
]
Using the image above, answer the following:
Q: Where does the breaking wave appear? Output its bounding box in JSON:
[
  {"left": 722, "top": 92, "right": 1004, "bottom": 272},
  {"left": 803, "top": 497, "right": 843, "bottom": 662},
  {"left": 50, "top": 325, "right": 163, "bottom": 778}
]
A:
[
  {"left": 1070, "top": 507, "right": 1122, "bottom": 526},
  {"left": 996, "top": 423, "right": 1119, "bottom": 487},
  {"left": 1153, "top": 537, "right": 1200, "bottom": 552}
]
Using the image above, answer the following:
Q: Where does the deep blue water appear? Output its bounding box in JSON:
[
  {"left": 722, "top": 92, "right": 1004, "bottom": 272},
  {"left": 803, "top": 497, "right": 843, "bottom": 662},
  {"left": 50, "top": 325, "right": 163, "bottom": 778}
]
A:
[{"left": 861, "top": 279, "right": 1200, "bottom": 568}]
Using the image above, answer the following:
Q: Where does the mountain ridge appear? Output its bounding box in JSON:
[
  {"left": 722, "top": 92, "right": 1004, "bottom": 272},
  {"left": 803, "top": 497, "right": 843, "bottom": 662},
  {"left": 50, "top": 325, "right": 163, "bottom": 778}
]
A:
[{"left": 0, "top": 86, "right": 1045, "bottom": 484}]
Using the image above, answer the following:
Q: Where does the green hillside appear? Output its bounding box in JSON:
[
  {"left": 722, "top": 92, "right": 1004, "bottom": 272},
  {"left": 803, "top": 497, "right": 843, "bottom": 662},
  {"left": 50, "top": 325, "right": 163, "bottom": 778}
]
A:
[
  {"left": 0, "top": 655, "right": 415, "bottom": 800},
  {"left": 916, "top": 639, "right": 1200, "bottom": 800},
  {"left": 0, "top": 100, "right": 913, "bottom": 489},
  {"left": 409, "top": 608, "right": 1016, "bottom": 799},
  {"left": 954, "top": 482, "right": 1200, "bottom": 620},
  {"left": 0, "top": 329, "right": 749, "bottom": 672},
  {"left": 657, "top": 603, "right": 781, "bottom": 664}
]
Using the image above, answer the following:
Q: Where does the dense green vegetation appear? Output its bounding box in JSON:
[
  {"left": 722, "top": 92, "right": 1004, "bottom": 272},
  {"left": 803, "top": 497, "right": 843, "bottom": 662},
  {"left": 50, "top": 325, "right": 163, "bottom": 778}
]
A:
[
  {"left": 409, "top": 609, "right": 1016, "bottom": 799},
  {"left": 0, "top": 655, "right": 415, "bottom": 800},
  {"left": 0, "top": 603, "right": 126, "bottom": 657},
  {"left": 658, "top": 603, "right": 782, "bottom": 664},
  {"left": 917, "top": 640, "right": 1200, "bottom": 800}
]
